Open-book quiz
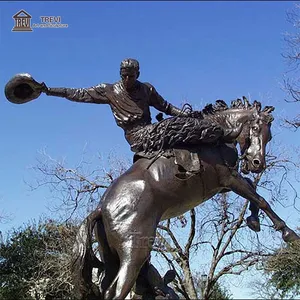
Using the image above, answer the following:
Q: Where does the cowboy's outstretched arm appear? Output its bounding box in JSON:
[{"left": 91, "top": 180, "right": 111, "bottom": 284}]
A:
[
  {"left": 146, "top": 83, "right": 188, "bottom": 116},
  {"left": 40, "top": 82, "right": 109, "bottom": 104}
]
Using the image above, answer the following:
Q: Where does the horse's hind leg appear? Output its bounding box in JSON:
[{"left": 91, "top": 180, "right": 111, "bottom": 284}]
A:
[
  {"left": 225, "top": 174, "right": 299, "bottom": 243},
  {"left": 94, "top": 216, "right": 119, "bottom": 297},
  {"left": 99, "top": 257, "right": 119, "bottom": 299},
  {"left": 104, "top": 222, "right": 157, "bottom": 300},
  {"left": 104, "top": 245, "right": 152, "bottom": 300}
]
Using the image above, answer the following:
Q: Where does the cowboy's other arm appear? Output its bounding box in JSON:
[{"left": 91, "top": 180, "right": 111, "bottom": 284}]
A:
[
  {"left": 44, "top": 84, "right": 109, "bottom": 104},
  {"left": 146, "top": 83, "right": 187, "bottom": 116}
]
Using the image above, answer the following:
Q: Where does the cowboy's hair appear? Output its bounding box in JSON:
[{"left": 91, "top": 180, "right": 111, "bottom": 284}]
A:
[{"left": 120, "top": 58, "right": 140, "bottom": 71}]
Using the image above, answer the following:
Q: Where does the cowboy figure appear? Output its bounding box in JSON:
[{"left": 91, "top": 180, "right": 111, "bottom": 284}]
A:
[{"left": 39, "top": 58, "right": 225, "bottom": 153}]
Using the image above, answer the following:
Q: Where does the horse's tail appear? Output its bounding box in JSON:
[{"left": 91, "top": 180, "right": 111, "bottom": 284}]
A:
[{"left": 71, "top": 208, "right": 105, "bottom": 300}]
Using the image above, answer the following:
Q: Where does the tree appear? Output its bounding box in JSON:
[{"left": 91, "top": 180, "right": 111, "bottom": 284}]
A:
[
  {"left": 282, "top": 3, "right": 300, "bottom": 129},
  {"left": 0, "top": 222, "right": 45, "bottom": 300},
  {"left": 27, "top": 149, "right": 130, "bottom": 220},
  {"left": 191, "top": 272, "right": 232, "bottom": 300},
  {"left": 153, "top": 194, "right": 271, "bottom": 300},
  {"left": 252, "top": 239, "right": 300, "bottom": 299},
  {"left": 251, "top": 5, "right": 300, "bottom": 296},
  {"left": 0, "top": 219, "right": 78, "bottom": 300}
]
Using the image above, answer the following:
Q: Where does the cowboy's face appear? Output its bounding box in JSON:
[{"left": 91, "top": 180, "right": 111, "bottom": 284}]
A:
[{"left": 120, "top": 68, "right": 139, "bottom": 90}]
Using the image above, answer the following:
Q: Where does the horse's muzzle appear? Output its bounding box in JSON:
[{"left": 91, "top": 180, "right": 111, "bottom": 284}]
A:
[{"left": 247, "top": 156, "right": 265, "bottom": 173}]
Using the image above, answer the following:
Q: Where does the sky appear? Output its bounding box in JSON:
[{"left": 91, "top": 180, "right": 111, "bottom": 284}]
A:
[{"left": 1, "top": 1, "right": 300, "bottom": 298}]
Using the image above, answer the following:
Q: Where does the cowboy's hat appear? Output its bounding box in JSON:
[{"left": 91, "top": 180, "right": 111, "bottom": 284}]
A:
[{"left": 5, "top": 73, "right": 43, "bottom": 104}]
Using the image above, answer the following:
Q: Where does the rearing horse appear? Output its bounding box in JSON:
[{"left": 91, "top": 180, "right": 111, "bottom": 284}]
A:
[{"left": 71, "top": 97, "right": 299, "bottom": 300}]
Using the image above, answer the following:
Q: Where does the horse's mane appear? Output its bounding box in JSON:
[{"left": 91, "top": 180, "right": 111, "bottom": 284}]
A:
[
  {"left": 201, "top": 99, "right": 229, "bottom": 115},
  {"left": 199, "top": 96, "right": 274, "bottom": 124}
]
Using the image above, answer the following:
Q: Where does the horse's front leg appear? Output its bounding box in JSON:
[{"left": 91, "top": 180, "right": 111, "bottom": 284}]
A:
[
  {"left": 243, "top": 177, "right": 261, "bottom": 232},
  {"left": 224, "top": 173, "right": 299, "bottom": 243}
]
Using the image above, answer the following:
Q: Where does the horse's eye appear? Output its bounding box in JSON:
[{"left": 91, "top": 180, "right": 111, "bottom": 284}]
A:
[{"left": 252, "top": 125, "right": 259, "bottom": 132}]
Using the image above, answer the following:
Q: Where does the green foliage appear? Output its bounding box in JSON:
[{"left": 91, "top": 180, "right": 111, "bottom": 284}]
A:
[
  {"left": 0, "top": 223, "right": 45, "bottom": 299},
  {"left": 193, "top": 273, "right": 232, "bottom": 300},
  {"left": 209, "top": 282, "right": 232, "bottom": 300},
  {"left": 266, "top": 240, "right": 300, "bottom": 298},
  {"left": 0, "top": 219, "right": 78, "bottom": 300}
]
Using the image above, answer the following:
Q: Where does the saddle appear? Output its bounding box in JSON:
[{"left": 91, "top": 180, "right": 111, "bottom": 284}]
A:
[{"left": 133, "top": 148, "right": 203, "bottom": 180}]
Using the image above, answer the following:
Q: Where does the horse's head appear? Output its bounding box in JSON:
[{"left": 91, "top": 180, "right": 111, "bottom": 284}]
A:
[
  {"left": 236, "top": 101, "right": 274, "bottom": 174},
  {"left": 194, "top": 97, "right": 274, "bottom": 174}
]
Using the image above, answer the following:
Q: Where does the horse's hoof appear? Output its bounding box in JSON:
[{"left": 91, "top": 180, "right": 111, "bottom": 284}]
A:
[
  {"left": 282, "top": 227, "right": 300, "bottom": 243},
  {"left": 246, "top": 216, "right": 261, "bottom": 232}
]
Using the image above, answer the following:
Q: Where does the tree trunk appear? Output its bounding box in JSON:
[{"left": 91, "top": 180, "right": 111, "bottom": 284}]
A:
[{"left": 180, "top": 259, "right": 198, "bottom": 299}]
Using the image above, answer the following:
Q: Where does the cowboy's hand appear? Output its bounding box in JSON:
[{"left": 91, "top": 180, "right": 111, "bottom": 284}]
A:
[{"left": 38, "top": 82, "right": 49, "bottom": 93}]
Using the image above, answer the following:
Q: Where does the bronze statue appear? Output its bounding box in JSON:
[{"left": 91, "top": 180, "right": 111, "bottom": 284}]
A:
[
  {"left": 70, "top": 99, "right": 299, "bottom": 300},
  {"left": 5, "top": 62, "right": 300, "bottom": 300}
]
